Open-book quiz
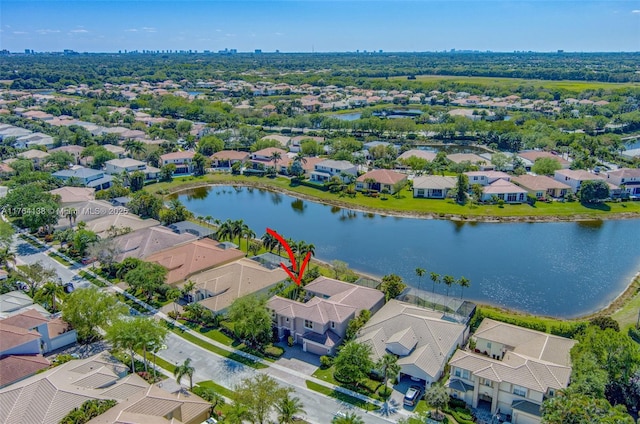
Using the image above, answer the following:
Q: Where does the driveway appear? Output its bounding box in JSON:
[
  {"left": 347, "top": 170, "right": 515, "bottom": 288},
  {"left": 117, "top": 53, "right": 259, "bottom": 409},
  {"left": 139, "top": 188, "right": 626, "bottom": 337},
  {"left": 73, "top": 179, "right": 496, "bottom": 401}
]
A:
[
  {"left": 274, "top": 342, "right": 320, "bottom": 375},
  {"left": 158, "top": 331, "right": 398, "bottom": 424}
]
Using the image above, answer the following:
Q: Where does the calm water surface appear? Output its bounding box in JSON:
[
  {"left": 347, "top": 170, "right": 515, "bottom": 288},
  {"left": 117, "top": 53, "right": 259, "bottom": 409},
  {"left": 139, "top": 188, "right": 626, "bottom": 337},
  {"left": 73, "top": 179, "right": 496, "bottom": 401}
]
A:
[{"left": 178, "top": 186, "right": 640, "bottom": 318}]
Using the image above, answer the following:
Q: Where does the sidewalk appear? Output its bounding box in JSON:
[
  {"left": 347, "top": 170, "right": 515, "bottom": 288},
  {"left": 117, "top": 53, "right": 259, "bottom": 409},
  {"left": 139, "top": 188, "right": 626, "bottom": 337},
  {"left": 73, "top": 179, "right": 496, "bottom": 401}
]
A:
[{"left": 10, "top": 229, "right": 407, "bottom": 422}]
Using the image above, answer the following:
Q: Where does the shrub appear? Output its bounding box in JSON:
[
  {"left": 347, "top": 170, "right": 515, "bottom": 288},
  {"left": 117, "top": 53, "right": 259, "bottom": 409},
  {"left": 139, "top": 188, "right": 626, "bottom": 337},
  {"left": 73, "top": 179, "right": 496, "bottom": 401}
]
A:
[
  {"left": 628, "top": 327, "right": 640, "bottom": 344},
  {"left": 167, "top": 310, "right": 179, "bottom": 320},
  {"left": 264, "top": 344, "right": 285, "bottom": 359},
  {"left": 448, "top": 397, "right": 467, "bottom": 410},
  {"left": 320, "top": 355, "right": 333, "bottom": 369},
  {"left": 59, "top": 399, "right": 117, "bottom": 424},
  {"left": 287, "top": 335, "right": 294, "bottom": 346}
]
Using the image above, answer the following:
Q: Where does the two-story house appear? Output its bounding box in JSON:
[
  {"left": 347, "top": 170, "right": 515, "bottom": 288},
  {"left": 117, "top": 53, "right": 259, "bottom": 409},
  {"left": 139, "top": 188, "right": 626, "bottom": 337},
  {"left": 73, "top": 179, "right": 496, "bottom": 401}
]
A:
[
  {"left": 160, "top": 151, "right": 195, "bottom": 175},
  {"left": 0, "top": 309, "right": 77, "bottom": 355},
  {"left": 52, "top": 166, "right": 113, "bottom": 191},
  {"left": 464, "top": 171, "right": 511, "bottom": 187},
  {"left": 553, "top": 169, "right": 617, "bottom": 194},
  {"left": 310, "top": 159, "right": 357, "bottom": 183},
  {"left": 104, "top": 158, "right": 160, "bottom": 180},
  {"left": 249, "top": 147, "right": 291, "bottom": 174},
  {"left": 268, "top": 277, "right": 384, "bottom": 355},
  {"left": 447, "top": 319, "right": 576, "bottom": 424},
  {"left": 606, "top": 168, "right": 640, "bottom": 197}
]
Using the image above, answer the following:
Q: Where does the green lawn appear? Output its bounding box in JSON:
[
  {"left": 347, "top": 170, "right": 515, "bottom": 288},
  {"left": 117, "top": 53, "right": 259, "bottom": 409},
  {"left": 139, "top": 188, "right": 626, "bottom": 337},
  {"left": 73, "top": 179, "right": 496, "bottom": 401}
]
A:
[
  {"left": 147, "top": 174, "right": 640, "bottom": 219},
  {"left": 304, "top": 380, "right": 376, "bottom": 412},
  {"left": 78, "top": 270, "right": 108, "bottom": 288},
  {"left": 165, "top": 322, "right": 268, "bottom": 369},
  {"left": 611, "top": 275, "right": 640, "bottom": 331},
  {"left": 48, "top": 252, "right": 73, "bottom": 266},
  {"left": 196, "top": 380, "right": 235, "bottom": 399},
  {"left": 472, "top": 306, "right": 587, "bottom": 337},
  {"left": 312, "top": 366, "right": 387, "bottom": 401}
]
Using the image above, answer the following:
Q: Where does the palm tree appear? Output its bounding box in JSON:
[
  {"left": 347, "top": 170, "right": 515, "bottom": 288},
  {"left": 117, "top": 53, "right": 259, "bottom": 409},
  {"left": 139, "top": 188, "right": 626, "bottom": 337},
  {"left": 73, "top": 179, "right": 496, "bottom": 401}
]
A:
[
  {"left": 276, "top": 392, "right": 306, "bottom": 424},
  {"left": 166, "top": 288, "right": 181, "bottom": 315},
  {"left": 123, "top": 140, "right": 146, "bottom": 159},
  {"left": 294, "top": 151, "right": 307, "bottom": 165},
  {"left": 40, "top": 281, "right": 65, "bottom": 312},
  {"left": 415, "top": 267, "right": 426, "bottom": 292},
  {"left": 0, "top": 247, "right": 15, "bottom": 268},
  {"left": 269, "top": 150, "right": 282, "bottom": 173},
  {"left": 225, "top": 402, "right": 251, "bottom": 424},
  {"left": 204, "top": 215, "right": 213, "bottom": 227},
  {"left": 174, "top": 358, "right": 195, "bottom": 389},
  {"left": 261, "top": 232, "right": 278, "bottom": 253},
  {"left": 197, "top": 387, "right": 226, "bottom": 418},
  {"left": 215, "top": 219, "right": 233, "bottom": 241},
  {"left": 332, "top": 412, "right": 365, "bottom": 424},
  {"left": 430, "top": 272, "right": 440, "bottom": 294},
  {"left": 457, "top": 276, "right": 471, "bottom": 299},
  {"left": 181, "top": 280, "right": 196, "bottom": 302},
  {"left": 243, "top": 227, "right": 256, "bottom": 255},
  {"left": 235, "top": 220, "right": 249, "bottom": 247},
  {"left": 376, "top": 353, "right": 401, "bottom": 392},
  {"left": 443, "top": 275, "right": 455, "bottom": 298},
  {"left": 65, "top": 208, "right": 77, "bottom": 228}
]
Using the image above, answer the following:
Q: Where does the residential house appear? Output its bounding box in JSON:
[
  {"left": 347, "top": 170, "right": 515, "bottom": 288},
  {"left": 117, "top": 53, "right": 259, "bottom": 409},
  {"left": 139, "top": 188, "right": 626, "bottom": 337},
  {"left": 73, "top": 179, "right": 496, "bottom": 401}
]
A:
[
  {"left": 13, "top": 132, "right": 55, "bottom": 150},
  {"left": 52, "top": 167, "right": 113, "bottom": 191},
  {"left": 511, "top": 175, "right": 570, "bottom": 199},
  {"left": 413, "top": 176, "right": 457, "bottom": 198},
  {"left": 166, "top": 220, "right": 216, "bottom": 239},
  {"left": 606, "top": 168, "right": 640, "bottom": 197},
  {"left": 145, "top": 238, "right": 245, "bottom": 285},
  {"left": 356, "top": 300, "right": 468, "bottom": 387},
  {"left": 0, "top": 291, "right": 49, "bottom": 319},
  {"left": 54, "top": 200, "right": 128, "bottom": 229},
  {"left": 160, "top": 151, "right": 195, "bottom": 174},
  {"left": 260, "top": 134, "right": 291, "bottom": 148},
  {"left": 356, "top": 169, "right": 407, "bottom": 194},
  {"left": 0, "top": 309, "right": 77, "bottom": 355},
  {"left": 80, "top": 214, "right": 160, "bottom": 239},
  {"left": 482, "top": 179, "right": 528, "bottom": 203},
  {"left": 102, "top": 144, "right": 126, "bottom": 158},
  {"left": 210, "top": 150, "right": 250, "bottom": 168},
  {"left": 397, "top": 149, "right": 437, "bottom": 163},
  {"left": 0, "top": 355, "right": 50, "bottom": 388},
  {"left": 448, "top": 153, "right": 493, "bottom": 170},
  {"left": 192, "top": 258, "right": 288, "bottom": 313},
  {"left": 448, "top": 319, "right": 576, "bottom": 424},
  {"left": 112, "top": 226, "right": 198, "bottom": 261},
  {"left": 517, "top": 151, "right": 571, "bottom": 170},
  {"left": 104, "top": 158, "right": 159, "bottom": 180},
  {"left": 553, "top": 169, "right": 616, "bottom": 194},
  {"left": 268, "top": 277, "right": 384, "bottom": 355},
  {"left": 464, "top": 171, "right": 511, "bottom": 186},
  {"left": 49, "top": 145, "right": 84, "bottom": 164},
  {"left": 0, "top": 126, "right": 32, "bottom": 142},
  {"left": 49, "top": 187, "right": 95, "bottom": 204},
  {"left": 0, "top": 352, "right": 210, "bottom": 424},
  {"left": 249, "top": 147, "right": 291, "bottom": 173},
  {"left": 16, "top": 149, "right": 50, "bottom": 169},
  {"left": 310, "top": 159, "right": 357, "bottom": 182}
]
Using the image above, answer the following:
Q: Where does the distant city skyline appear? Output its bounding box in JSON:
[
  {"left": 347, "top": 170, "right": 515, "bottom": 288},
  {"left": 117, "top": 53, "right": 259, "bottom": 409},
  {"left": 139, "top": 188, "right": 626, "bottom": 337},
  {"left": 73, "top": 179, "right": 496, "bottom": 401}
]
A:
[{"left": 1, "top": 1, "right": 640, "bottom": 53}]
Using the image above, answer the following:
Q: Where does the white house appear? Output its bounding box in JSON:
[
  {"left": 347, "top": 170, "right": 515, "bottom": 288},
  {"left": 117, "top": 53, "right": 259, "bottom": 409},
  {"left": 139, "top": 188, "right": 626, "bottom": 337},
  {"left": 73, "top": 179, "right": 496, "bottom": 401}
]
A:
[
  {"left": 606, "top": 168, "right": 640, "bottom": 197},
  {"left": 553, "top": 169, "right": 614, "bottom": 194},
  {"left": 160, "top": 151, "right": 195, "bottom": 174},
  {"left": 104, "top": 158, "right": 159, "bottom": 180},
  {"left": 413, "top": 176, "right": 457, "bottom": 198},
  {"left": 481, "top": 179, "right": 528, "bottom": 203},
  {"left": 310, "top": 159, "right": 357, "bottom": 182},
  {"left": 465, "top": 171, "right": 511, "bottom": 187}
]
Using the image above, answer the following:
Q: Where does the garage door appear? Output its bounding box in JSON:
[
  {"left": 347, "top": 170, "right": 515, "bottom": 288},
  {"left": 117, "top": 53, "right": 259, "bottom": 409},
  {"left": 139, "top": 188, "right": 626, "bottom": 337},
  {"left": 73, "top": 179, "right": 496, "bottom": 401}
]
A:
[
  {"left": 513, "top": 412, "right": 539, "bottom": 424},
  {"left": 305, "top": 341, "right": 328, "bottom": 356}
]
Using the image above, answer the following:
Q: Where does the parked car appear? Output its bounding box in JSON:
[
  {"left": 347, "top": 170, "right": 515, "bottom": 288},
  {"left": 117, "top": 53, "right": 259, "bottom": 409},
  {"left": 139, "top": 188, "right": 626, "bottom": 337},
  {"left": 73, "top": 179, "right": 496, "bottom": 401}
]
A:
[
  {"left": 63, "top": 282, "right": 74, "bottom": 293},
  {"left": 403, "top": 385, "right": 422, "bottom": 407}
]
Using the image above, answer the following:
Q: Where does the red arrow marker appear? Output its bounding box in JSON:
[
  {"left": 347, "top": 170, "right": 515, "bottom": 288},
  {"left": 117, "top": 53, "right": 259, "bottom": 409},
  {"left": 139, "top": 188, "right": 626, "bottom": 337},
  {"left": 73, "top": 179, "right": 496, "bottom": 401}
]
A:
[{"left": 266, "top": 228, "right": 311, "bottom": 286}]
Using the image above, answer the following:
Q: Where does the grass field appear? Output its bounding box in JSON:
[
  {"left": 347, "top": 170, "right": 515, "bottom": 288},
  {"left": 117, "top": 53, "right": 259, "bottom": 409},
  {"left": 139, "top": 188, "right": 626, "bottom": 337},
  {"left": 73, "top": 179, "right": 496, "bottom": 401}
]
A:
[
  {"left": 611, "top": 275, "right": 640, "bottom": 331},
  {"left": 383, "top": 74, "right": 640, "bottom": 92},
  {"left": 304, "top": 380, "right": 376, "bottom": 412},
  {"left": 149, "top": 174, "right": 640, "bottom": 219}
]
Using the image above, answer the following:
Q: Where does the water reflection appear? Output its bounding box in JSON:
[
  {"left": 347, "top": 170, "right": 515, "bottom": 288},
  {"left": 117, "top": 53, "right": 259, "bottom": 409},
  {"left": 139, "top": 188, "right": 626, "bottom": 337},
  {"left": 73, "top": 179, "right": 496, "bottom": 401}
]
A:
[
  {"left": 577, "top": 220, "right": 604, "bottom": 229},
  {"left": 291, "top": 199, "right": 306, "bottom": 214}
]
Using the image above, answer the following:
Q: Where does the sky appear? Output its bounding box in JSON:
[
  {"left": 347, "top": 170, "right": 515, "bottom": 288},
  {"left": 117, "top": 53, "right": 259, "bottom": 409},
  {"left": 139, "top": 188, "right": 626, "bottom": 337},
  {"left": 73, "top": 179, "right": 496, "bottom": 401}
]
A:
[{"left": 1, "top": 1, "right": 639, "bottom": 53}]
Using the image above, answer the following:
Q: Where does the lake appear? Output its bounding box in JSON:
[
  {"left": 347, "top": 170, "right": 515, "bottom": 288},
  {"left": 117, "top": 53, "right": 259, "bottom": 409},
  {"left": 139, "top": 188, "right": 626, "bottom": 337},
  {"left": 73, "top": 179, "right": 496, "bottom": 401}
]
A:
[{"left": 177, "top": 186, "right": 640, "bottom": 318}]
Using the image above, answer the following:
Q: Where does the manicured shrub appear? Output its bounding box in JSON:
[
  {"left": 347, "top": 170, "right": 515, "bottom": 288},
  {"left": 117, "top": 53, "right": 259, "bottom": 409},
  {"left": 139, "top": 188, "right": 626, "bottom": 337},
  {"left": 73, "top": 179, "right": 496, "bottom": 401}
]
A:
[{"left": 264, "top": 345, "right": 285, "bottom": 359}]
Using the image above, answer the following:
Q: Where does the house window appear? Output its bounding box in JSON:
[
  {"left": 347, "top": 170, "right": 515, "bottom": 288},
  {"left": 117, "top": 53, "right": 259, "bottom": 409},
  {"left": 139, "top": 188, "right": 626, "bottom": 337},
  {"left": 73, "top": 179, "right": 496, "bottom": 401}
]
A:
[
  {"left": 417, "top": 189, "right": 425, "bottom": 197},
  {"left": 285, "top": 318, "right": 289, "bottom": 322},
  {"left": 548, "top": 389, "right": 555, "bottom": 397},
  {"left": 462, "top": 370, "right": 470, "bottom": 379},
  {"left": 480, "top": 378, "right": 492, "bottom": 387},
  {"left": 513, "top": 385, "right": 527, "bottom": 397},
  {"left": 331, "top": 321, "right": 336, "bottom": 329},
  {"left": 433, "top": 189, "right": 442, "bottom": 197},
  {"left": 454, "top": 368, "right": 461, "bottom": 377},
  {"left": 507, "top": 193, "right": 517, "bottom": 202},
  {"left": 304, "top": 320, "right": 313, "bottom": 329},
  {"left": 486, "top": 342, "right": 492, "bottom": 349}
]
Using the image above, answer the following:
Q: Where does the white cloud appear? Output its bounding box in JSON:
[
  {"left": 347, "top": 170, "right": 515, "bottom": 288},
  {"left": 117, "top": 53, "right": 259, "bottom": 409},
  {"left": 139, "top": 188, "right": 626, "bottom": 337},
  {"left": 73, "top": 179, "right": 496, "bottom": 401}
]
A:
[
  {"left": 142, "top": 27, "right": 156, "bottom": 33},
  {"left": 216, "top": 29, "right": 222, "bottom": 32},
  {"left": 225, "top": 33, "right": 235, "bottom": 37},
  {"left": 13, "top": 31, "right": 28, "bottom": 35},
  {"left": 632, "top": 9, "right": 640, "bottom": 14},
  {"left": 36, "top": 29, "right": 60, "bottom": 34},
  {"left": 124, "top": 28, "right": 138, "bottom": 32},
  {"left": 70, "top": 29, "right": 89, "bottom": 33}
]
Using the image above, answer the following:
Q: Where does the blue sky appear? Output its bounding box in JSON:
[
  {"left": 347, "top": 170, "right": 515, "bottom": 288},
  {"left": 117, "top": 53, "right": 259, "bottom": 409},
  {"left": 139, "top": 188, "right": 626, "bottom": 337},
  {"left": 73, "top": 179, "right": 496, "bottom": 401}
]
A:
[{"left": 1, "top": 1, "right": 639, "bottom": 53}]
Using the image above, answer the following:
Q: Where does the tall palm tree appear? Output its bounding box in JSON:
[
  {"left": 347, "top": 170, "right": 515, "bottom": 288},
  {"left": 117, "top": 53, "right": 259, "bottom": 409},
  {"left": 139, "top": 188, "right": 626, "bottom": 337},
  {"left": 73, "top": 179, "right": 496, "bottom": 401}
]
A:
[
  {"left": 215, "top": 219, "right": 234, "bottom": 242},
  {"left": 0, "top": 247, "right": 15, "bottom": 268},
  {"left": 181, "top": 280, "right": 196, "bottom": 302},
  {"left": 269, "top": 150, "right": 282, "bottom": 173},
  {"left": 243, "top": 227, "right": 256, "bottom": 255},
  {"left": 430, "top": 272, "right": 440, "bottom": 294},
  {"left": 40, "top": 281, "right": 65, "bottom": 312},
  {"left": 376, "top": 353, "right": 401, "bottom": 391},
  {"left": 457, "top": 276, "right": 471, "bottom": 299},
  {"left": 294, "top": 151, "right": 307, "bottom": 165},
  {"left": 235, "top": 220, "right": 248, "bottom": 247},
  {"left": 174, "top": 358, "right": 195, "bottom": 389},
  {"left": 276, "top": 392, "right": 306, "bottom": 424},
  {"left": 443, "top": 275, "right": 455, "bottom": 298},
  {"left": 166, "top": 288, "right": 181, "bottom": 315},
  {"left": 65, "top": 208, "right": 77, "bottom": 228},
  {"left": 415, "top": 268, "right": 426, "bottom": 292}
]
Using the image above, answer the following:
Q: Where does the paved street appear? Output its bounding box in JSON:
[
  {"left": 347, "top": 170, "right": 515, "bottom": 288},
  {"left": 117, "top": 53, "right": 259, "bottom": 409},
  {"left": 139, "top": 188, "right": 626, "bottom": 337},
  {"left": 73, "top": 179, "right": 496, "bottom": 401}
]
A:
[
  {"left": 158, "top": 332, "right": 397, "bottom": 424},
  {"left": 10, "top": 233, "right": 405, "bottom": 423}
]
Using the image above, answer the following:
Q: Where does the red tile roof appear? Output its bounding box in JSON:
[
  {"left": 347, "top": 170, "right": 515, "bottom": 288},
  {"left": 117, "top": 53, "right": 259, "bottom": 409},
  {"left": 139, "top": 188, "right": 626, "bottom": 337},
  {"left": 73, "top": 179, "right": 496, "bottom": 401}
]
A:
[
  {"left": 0, "top": 355, "right": 50, "bottom": 387},
  {"left": 356, "top": 169, "right": 407, "bottom": 185}
]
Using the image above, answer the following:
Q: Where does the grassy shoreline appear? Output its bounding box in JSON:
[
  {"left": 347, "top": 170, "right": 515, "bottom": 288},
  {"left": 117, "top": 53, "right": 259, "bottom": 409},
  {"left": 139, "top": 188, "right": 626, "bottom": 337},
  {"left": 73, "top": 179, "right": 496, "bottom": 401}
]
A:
[
  {"left": 146, "top": 174, "right": 640, "bottom": 328},
  {"left": 149, "top": 174, "right": 640, "bottom": 223}
]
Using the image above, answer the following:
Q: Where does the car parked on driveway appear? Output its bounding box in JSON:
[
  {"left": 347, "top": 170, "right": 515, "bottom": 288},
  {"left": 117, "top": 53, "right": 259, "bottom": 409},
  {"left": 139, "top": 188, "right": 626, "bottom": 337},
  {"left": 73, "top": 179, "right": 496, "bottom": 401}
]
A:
[{"left": 403, "top": 385, "right": 422, "bottom": 407}]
